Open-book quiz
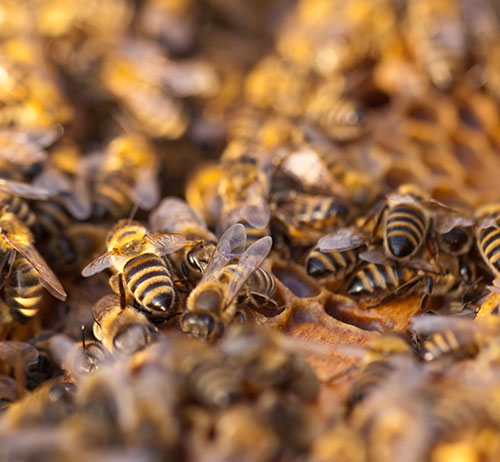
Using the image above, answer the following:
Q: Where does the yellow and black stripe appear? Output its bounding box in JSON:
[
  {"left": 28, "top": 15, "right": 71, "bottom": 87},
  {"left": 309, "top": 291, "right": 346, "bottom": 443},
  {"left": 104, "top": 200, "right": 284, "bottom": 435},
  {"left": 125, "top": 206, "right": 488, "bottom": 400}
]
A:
[
  {"left": 123, "top": 253, "right": 176, "bottom": 315},
  {"left": 245, "top": 267, "right": 276, "bottom": 297},
  {"left": 477, "top": 226, "right": 500, "bottom": 276},
  {"left": 306, "top": 247, "right": 358, "bottom": 279},
  {"left": 347, "top": 263, "right": 415, "bottom": 296},
  {"left": 93, "top": 171, "right": 135, "bottom": 220},
  {"left": 351, "top": 360, "right": 395, "bottom": 406},
  {"left": 33, "top": 199, "right": 72, "bottom": 239},
  {"left": 385, "top": 204, "right": 427, "bottom": 259},
  {"left": 0, "top": 193, "right": 36, "bottom": 228},
  {"left": 421, "top": 330, "right": 480, "bottom": 361},
  {"left": 5, "top": 255, "right": 43, "bottom": 323}
]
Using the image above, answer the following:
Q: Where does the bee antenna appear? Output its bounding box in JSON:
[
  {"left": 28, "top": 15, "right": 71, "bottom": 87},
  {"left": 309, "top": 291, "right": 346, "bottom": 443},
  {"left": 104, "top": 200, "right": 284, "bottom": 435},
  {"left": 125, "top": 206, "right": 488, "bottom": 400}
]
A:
[
  {"left": 128, "top": 201, "right": 141, "bottom": 222},
  {"left": 81, "top": 325, "right": 86, "bottom": 351}
]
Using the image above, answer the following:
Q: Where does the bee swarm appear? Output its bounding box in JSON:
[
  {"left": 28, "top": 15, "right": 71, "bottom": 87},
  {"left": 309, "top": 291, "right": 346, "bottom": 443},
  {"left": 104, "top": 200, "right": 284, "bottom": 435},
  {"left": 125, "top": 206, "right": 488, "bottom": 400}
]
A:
[{"left": 2, "top": 0, "right": 500, "bottom": 461}]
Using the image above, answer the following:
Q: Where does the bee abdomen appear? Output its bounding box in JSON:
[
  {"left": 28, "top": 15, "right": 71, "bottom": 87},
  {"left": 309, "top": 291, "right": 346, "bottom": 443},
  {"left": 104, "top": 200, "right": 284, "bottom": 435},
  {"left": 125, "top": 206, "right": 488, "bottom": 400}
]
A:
[
  {"left": 34, "top": 200, "right": 71, "bottom": 238},
  {"left": 306, "top": 248, "right": 357, "bottom": 278},
  {"left": 247, "top": 267, "right": 276, "bottom": 296},
  {"left": 347, "top": 264, "right": 414, "bottom": 296},
  {"left": 0, "top": 194, "right": 36, "bottom": 228},
  {"left": 351, "top": 360, "right": 394, "bottom": 405},
  {"left": 4, "top": 257, "right": 43, "bottom": 323},
  {"left": 93, "top": 171, "right": 134, "bottom": 219},
  {"left": 124, "top": 253, "right": 176, "bottom": 314},
  {"left": 422, "top": 331, "right": 480, "bottom": 361},
  {"left": 477, "top": 227, "right": 500, "bottom": 274},
  {"left": 385, "top": 204, "right": 427, "bottom": 258},
  {"left": 188, "top": 361, "right": 243, "bottom": 408}
]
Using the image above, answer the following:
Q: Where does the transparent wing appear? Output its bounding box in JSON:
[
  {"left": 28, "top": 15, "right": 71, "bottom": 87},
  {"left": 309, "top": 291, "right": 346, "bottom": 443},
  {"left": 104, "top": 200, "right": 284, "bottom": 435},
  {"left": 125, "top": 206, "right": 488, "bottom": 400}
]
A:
[
  {"left": 318, "top": 227, "right": 368, "bottom": 252},
  {"left": 81, "top": 251, "right": 114, "bottom": 277},
  {"left": 410, "top": 314, "right": 488, "bottom": 334},
  {"left": 0, "top": 179, "right": 52, "bottom": 199},
  {"left": 149, "top": 197, "right": 206, "bottom": 233},
  {"left": 2, "top": 232, "right": 67, "bottom": 300},
  {"left": 0, "top": 127, "right": 61, "bottom": 164},
  {"left": 386, "top": 193, "right": 420, "bottom": 205},
  {"left": 0, "top": 341, "right": 39, "bottom": 365},
  {"left": 477, "top": 216, "right": 499, "bottom": 230},
  {"left": 145, "top": 233, "right": 194, "bottom": 255},
  {"left": 202, "top": 223, "right": 246, "bottom": 283},
  {"left": 434, "top": 213, "right": 475, "bottom": 234},
  {"left": 131, "top": 163, "right": 160, "bottom": 210},
  {"left": 358, "top": 249, "right": 389, "bottom": 265},
  {"left": 422, "top": 198, "right": 459, "bottom": 212},
  {"left": 225, "top": 236, "right": 272, "bottom": 306}
]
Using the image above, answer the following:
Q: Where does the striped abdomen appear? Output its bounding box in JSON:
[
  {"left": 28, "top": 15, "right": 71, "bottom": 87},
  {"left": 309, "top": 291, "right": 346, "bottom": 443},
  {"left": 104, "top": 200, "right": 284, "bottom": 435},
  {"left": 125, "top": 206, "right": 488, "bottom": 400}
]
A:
[
  {"left": 421, "top": 330, "right": 481, "bottom": 361},
  {"left": 476, "top": 226, "right": 500, "bottom": 276},
  {"left": 296, "top": 199, "right": 349, "bottom": 228},
  {"left": 351, "top": 360, "right": 395, "bottom": 406},
  {"left": 5, "top": 255, "right": 43, "bottom": 323},
  {"left": 93, "top": 171, "right": 135, "bottom": 219},
  {"left": 123, "top": 253, "right": 176, "bottom": 315},
  {"left": 245, "top": 267, "right": 276, "bottom": 300},
  {"left": 347, "top": 263, "right": 416, "bottom": 296},
  {"left": 306, "top": 247, "right": 359, "bottom": 279},
  {"left": 32, "top": 199, "right": 71, "bottom": 239},
  {"left": 384, "top": 204, "right": 428, "bottom": 259},
  {"left": 0, "top": 193, "right": 36, "bottom": 229}
]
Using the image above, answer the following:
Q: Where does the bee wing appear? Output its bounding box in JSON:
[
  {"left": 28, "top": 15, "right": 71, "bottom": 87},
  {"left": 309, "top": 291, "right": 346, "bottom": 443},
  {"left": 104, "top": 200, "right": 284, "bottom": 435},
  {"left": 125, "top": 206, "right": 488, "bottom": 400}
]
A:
[
  {"left": 81, "top": 251, "right": 115, "bottom": 277},
  {"left": 131, "top": 162, "right": 160, "bottom": 210},
  {"left": 0, "top": 341, "right": 39, "bottom": 365},
  {"left": 238, "top": 200, "right": 271, "bottom": 229},
  {"left": 0, "top": 179, "right": 52, "bottom": 200},
  {"left": 202, "top": 223, "right": 247, "bottom": 283},
  {"left": 411, "top": 314, "right": 490, "bottom": 334},
  {"left": 487, "top": 278, "right": 500, "bottom": 295},
  {"left": 386, "top": 193, "right": 419, "bottom": 205},
  {"left": 318, "top": 227, "right": 367, "bottom": 252},
  {"left": 422, "top": 198, "right": 459, "bottom": 212},
  {"left": 149, "top": 197, "right": 206, "bottom": 233},
  {"left": 145, "top": 233, "right": 193, "bottom": 255},
  {"left": 358, "top": 249, "right": 389, "bottom": 265},
  {"left": 434, "top": 213, "right": 475, "bottom": 234},
  {"left": 0, "top": 127, "right": 61, "bottom": 164},
  {"left": 1, "top": 232, "right": 67, "bottom": 300},
  {"left": 477, "top": 216, "right": 500, "bottom": 230},
  {"left": 34, "top": 168, "right": 92, "bottom": 220},
  {"left": 225, "top": 236, "right": 272, "bottom": 305}
]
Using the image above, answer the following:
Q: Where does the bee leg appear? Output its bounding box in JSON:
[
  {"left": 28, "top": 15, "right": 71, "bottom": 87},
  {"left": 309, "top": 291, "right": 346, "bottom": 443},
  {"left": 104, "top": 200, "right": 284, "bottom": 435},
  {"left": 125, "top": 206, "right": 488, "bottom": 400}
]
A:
[
  {"left": 367, "top": 275, "right": 424, "bottom": 308},
  {"left": 0, "top": 249, "right": 16, "bottom": 290},
  {"left": 420, "top": 275, "right": 434, "bottom": 312},
  {"left": 118, "top": 273, "right": 126, "bottom": 310},
  {"left": 173, "top": 278, "right": 190, "bottom": 293},
  {"left": 361, "top": 200, "right": 387, "bottom": 240},
  {"left": 425, "top": 233, "right": 442, "bottom": 273},
  {"left": 234, "top": 310, "right": 246, "bottom": 323}
]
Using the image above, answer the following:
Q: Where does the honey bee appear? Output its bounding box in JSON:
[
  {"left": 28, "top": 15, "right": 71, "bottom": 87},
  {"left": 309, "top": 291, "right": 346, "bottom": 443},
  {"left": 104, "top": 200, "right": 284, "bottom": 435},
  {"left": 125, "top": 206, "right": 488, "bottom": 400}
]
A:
[
  {"left": 304, "top": 81, "right": 365, "bottom": 142},
  {"left": 92, "top": 294, "right": 160, "bottom": 355},
  {"left": 411, "top": 314, "right": 499, "bottom": 361},
  {"left": 218, "top": 143, "right": 271, "bottom": 236},
  {"left": 149, "top": 197, "right": 217, "bottom": 285},
  {"left": 0, "top": 207, "right": 66, "bottom": 322},
  {"left": 475, "top": 204, "right": 500, "bottom": 277},
  {"left": 346, "top": 334, "right": 414, "bottom": 408},
  {"left": 271, "top": 191, "right": 349, "bottom": 247},
  {"left": 181, "top": 223, "right": 273, "bottom": 340},
  {"left": 405, "top": 0, "right": 466, "bottom": 90},
  {"left": 220, "top": 324, "right": 319, "bottom": 402},
  {"left": 81, "top": 219, "right": 197, "bottom": 322},
  {"left": 306, "top": 226, "right": 368, "bottom": 279},
  {"left": 89, "top": 133, "right": 160, "bottom": 220}
]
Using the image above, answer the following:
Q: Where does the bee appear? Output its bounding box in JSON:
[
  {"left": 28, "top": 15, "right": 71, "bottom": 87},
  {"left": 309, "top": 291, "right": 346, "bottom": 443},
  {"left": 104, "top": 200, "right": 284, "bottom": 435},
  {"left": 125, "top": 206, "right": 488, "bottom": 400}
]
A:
[
  {"left": 181, "top": 223, "right": 273, "bottom": 340},
  {"left": 220, "top": 324, "right": 319, "bottom": 402},
  {"left": 347, "top": 335, "right": 414, "bottom": 408},
  {"left": 306, "top": 226, "right": 368, "bottom": 279},
  {"left": 149, "top": 197, "right": 217, "bottom": 285},
  {"left": 405, "top": 0, "right": 466, "bottom": 90},
  {"left": 89, "top": 133, "right": 160, "bottom": 220},
  {"left": 304, "top": 81, "right": 365, "bottom": 142},
  {"left": 81, "top": 219, "right": 198, "bottom": 322},
  {"left": 92, "top": 294, "right": 159, "bottom": 355},
  {"left": 218, "top": 143, "right": 271, "bottom": 237},
  {"left": 0, "top": 208, "right": 66, "bottom": 323},
  {"left": 411, "top": 314, "right": 499, "bottom": 361},
  {"left": 271, "top": 191, "right": 349, "bottom": 247},
  {"left": 475, "top": 204, "right": 500, "bottom": 277}
]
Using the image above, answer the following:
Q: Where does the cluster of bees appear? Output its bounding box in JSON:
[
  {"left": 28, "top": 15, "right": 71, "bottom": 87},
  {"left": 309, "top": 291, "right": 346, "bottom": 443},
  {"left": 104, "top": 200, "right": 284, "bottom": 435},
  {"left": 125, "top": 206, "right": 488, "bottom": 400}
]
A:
[{"left": 1, "top": 0, "right": 500, "bottom": 460}]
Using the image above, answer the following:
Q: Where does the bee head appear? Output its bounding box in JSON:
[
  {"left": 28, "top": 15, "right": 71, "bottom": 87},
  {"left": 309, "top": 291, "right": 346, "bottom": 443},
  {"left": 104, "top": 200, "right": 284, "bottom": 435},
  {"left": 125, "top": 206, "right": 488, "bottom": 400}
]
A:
[{"left": 181, "top": 312, "right": 221, "bottom": 340}]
